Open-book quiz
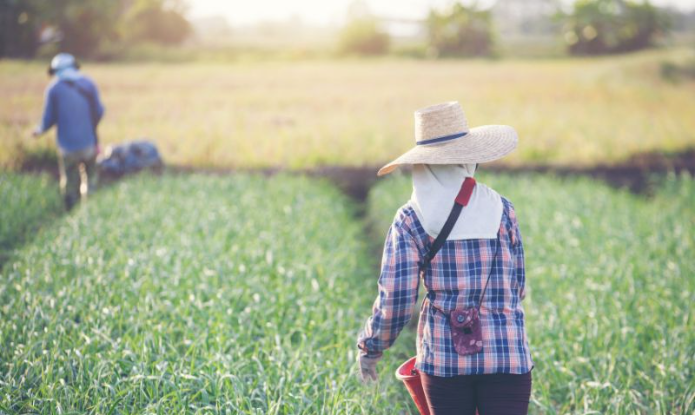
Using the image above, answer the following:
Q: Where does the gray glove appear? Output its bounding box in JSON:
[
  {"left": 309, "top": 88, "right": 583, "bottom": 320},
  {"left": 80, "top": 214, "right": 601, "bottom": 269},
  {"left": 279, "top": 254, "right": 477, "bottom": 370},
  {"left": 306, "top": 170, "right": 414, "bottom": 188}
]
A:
[
  {"left": 357, "top": 353, "right": 382, "bottom": 384},
  {"left": 31, "top": 126, "right": 43, "bottom": 138}
]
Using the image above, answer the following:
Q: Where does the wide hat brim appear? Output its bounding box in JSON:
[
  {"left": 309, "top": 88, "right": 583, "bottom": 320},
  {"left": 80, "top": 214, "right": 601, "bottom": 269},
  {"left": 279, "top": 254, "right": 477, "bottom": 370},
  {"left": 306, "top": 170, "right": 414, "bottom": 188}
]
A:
[{"left": 377, "top": 124, "right": 518, "bottom": 176}]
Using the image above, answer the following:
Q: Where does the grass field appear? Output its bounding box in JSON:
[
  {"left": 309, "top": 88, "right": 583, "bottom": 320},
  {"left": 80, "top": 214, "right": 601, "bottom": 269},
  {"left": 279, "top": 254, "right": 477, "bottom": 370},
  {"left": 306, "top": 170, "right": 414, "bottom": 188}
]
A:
[
  {"left": 1, "top": 170, "right": 692, "bottom": 413},
  {"left": 0, "top": 173, "right": 61, "bottom": 264},
  {"left": 2, "top": 48, "right": 695, "bottom": 170},
  {"left": 368, "top": 172, "right": 695, "bottom": 414},
  {"left": 0, "top": 173, "right": 421, "bottom": 414}
]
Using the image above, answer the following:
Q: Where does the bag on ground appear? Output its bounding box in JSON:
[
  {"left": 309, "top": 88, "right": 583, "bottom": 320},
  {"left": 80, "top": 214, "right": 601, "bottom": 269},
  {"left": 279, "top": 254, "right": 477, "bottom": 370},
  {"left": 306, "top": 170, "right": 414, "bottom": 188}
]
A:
[{"left": 98, "top": 140, "right": 163, "bottom": 176}]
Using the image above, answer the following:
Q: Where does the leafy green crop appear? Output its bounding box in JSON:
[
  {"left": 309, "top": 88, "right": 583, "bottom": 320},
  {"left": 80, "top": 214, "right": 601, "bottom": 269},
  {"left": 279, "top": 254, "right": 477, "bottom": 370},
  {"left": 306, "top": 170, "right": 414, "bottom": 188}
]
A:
[
  {"left": 0, "top": 174, "right": 415, "bottom": 414},
  {"left": 367, "top": 172, "right": 695, "bottom": 414},
  {"left": 4, "top": 171, "right": 692, "bottom": 414},
  {"left": 0, "top": 173, "right": 61, "bottom": 264}
]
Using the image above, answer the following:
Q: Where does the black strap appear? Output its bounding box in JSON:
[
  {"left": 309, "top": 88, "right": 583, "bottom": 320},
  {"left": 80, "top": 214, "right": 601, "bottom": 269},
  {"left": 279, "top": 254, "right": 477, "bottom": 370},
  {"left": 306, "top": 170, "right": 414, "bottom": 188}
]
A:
[
  {"left": 64, "top": 80, "right": 100, "bottom": 146},
  {"left": 418, "top": 202, "right": 464, "bottom": 273},
  {"left": 418, "top": 177, "right": 499, "bottom": 311},
  {"left": 475, "top": 238, "right": 499, "bottom": 310},
  {"left": 418, "top": 177, "right": 476, "bottom": 274}
]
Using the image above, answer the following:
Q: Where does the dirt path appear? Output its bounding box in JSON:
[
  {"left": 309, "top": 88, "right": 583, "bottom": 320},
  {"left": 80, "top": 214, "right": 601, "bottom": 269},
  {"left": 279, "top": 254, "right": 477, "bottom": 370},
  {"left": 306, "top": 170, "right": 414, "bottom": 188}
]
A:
[
  {"left": 17, "top": 147, "right": 695, "bottom": 203},
  {"left": 6, "top": 148, "right": 692, "bottom": 272}
]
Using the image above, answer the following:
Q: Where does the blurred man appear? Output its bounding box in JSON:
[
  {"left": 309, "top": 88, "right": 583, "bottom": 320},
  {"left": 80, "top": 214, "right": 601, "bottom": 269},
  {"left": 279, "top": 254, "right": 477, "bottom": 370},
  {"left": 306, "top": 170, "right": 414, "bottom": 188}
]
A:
[{"left": 33, "top": 53, "right": 104, "bottom": 210}]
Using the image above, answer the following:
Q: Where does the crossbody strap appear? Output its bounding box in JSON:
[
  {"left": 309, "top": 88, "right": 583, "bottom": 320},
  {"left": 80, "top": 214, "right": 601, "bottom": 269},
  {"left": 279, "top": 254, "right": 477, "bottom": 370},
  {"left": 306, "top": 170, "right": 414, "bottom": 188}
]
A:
[
  {"left": 418, "top": 177, "right": 476, "bottom": 274},
  {"left": 63, "top": 80, "right": 100, "bottom": 146}
]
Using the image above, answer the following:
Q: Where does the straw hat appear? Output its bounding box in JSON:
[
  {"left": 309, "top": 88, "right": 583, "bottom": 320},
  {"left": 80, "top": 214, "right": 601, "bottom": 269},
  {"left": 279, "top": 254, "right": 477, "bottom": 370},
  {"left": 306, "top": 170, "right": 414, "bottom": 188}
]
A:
[{"left": 377, "top": 101, "right": 518, "bottom": 176}]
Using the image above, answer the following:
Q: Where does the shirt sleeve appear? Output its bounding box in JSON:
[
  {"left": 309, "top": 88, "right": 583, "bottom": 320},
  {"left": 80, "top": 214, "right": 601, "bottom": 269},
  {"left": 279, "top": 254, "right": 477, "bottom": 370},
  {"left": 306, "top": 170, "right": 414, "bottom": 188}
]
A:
[
  {"left": 508, "top": 202, "right": 527, "bottom": 301},
  {"left": 357, "top": 219, "right": 421, "bottom": 357},
  {"left": 40, "top": 86, "right": 57, "bottom": 133}
]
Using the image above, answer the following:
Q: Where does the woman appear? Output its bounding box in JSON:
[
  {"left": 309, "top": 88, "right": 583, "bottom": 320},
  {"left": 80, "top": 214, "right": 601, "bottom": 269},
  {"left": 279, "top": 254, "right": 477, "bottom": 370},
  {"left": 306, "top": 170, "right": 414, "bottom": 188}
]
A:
[{"left": 357, "top": 102, "right": 533, "bottom": 415}]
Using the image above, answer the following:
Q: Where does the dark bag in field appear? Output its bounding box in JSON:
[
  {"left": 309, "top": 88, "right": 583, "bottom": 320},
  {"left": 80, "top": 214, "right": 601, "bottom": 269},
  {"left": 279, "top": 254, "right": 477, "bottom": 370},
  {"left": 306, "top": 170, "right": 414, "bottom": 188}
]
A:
[
  {"left": 98, "top": 140, "right": 163, "bottom": 176},
  {"left": 418, "top": 177, "right": 499, "bottom": 356}
]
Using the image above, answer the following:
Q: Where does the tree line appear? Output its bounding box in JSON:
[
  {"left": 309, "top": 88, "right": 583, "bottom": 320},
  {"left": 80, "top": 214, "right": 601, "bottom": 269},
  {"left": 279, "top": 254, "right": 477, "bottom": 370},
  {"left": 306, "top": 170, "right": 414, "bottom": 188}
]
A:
[
  {"left": 0, "top": 0, "right": 689, "bottom": 60},
  {"left": 340, "top": 0, "right": 681, "bottom": 57},
  {"left": 0, "top": 0, "right": 190, "bottom": 59}
]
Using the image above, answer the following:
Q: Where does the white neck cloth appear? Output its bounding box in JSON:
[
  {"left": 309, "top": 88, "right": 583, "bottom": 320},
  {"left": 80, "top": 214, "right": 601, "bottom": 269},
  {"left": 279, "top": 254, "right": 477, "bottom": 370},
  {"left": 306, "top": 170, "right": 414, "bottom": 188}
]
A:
[
  {"left": 56, "top": 67, "right": 81, "bottom": 81},
  {"left": 410, "top": 164, "right": 503, "bottom": 240}
]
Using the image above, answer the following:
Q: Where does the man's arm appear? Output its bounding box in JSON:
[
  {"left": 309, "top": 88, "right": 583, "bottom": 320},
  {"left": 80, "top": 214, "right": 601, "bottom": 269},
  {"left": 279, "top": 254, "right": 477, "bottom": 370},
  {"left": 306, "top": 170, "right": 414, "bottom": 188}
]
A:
[{"left": 35, "top": 86, "right": 57, "bottom": 136}]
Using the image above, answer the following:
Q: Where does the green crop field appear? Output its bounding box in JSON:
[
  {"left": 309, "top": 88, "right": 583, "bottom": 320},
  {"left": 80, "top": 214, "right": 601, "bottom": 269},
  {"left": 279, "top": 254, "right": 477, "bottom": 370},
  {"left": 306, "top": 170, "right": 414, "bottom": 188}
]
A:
[
  {"left": 0, "top": 173, "right": 61, "bottom": 264},
  {"left": 1, "top": 170, "right": 692, "bottom": 414},
  {"left": 0, "top": 173, "right": 423, "bottom": 414},
  {"left": 367, "top": 172, "right": 695, "bottom": 414},
  {"left": 2, "top": 48, "right": 695, "bottom": 171}
]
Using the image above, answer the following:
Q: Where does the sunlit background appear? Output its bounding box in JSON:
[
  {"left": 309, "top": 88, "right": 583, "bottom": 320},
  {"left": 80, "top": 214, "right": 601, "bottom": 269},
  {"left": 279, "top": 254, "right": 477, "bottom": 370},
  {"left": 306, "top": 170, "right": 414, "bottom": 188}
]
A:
[
  {"left": 2, "top": 0, "right": 694, "bottom": 169},
  {"left": 188, "top": 0, "right": 692, "bottom": 24}
]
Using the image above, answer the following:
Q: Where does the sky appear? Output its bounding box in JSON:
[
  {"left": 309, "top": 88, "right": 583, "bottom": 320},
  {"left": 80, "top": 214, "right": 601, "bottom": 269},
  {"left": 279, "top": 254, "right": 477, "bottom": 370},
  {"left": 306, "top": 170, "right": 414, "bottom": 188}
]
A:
[{"left": 186, "top": 0, "right": 695, "bottom": 26}]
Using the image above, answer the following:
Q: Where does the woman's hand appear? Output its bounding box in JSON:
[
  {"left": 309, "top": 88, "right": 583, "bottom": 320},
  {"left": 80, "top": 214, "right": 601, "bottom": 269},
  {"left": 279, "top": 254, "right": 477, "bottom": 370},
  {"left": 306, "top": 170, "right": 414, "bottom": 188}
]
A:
[{"left": 357, "top": 353, "right": 382, "bottom": 383}]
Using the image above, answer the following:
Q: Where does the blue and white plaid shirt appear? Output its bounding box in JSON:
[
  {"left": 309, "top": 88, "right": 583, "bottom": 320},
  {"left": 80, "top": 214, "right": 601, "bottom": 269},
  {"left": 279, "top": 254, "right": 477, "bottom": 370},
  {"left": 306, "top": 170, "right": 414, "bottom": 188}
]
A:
[{"left": 358, "top": 197, "right": 533, "bottom": 377}]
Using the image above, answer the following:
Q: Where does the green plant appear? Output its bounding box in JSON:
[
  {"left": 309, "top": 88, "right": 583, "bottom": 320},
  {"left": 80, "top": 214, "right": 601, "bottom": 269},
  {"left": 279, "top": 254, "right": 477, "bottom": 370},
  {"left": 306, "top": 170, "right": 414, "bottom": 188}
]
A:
[
  {"left": 0, "top": 173, "right": 416, "bottom": 414},
  {"left": 0, "top": 172, "right": 61, "bottom": 264}
]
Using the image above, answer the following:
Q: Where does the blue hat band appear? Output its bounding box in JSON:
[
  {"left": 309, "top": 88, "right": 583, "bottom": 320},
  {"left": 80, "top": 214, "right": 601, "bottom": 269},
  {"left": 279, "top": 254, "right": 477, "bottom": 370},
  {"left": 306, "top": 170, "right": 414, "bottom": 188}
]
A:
[{"left": 416, "top": 132, "right": 468, "bottom": 146}]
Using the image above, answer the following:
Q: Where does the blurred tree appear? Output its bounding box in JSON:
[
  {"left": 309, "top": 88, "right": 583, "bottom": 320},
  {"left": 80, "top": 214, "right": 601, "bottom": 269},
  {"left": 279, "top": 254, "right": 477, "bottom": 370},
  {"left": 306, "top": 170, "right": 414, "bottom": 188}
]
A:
[
  {"left": 0, "top": 0, "right": 42, "bottom": 57},
  {"left": 121, "top": 0, "right": 191, "bottom": 46},
  {"left": 562, "top": 0, "right": 670, "bottom": 55},
  {"left": 0, "top": 0, "right": 190, "bottom": 59},
  {"left": 663, "top": 7, "right": 695, "bottom": 34},
  {"left": 338, "top": 1, "right": 389, "bottom": 56},
  {"left": 49, "top": 0, "right": 122, "bottom": 57},
  {"left": 426, "top": 3, "right": 495, "bottom": 58},
  {"left": 338, "top": 18, "right": 390, "bottom": 55}
]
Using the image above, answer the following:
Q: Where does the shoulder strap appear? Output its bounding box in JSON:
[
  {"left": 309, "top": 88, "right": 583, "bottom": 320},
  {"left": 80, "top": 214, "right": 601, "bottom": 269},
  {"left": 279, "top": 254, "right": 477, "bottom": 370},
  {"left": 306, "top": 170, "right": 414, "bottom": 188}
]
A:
[
  {"left": 476, "top": 237, "right": 499, "bottom": 310},
  {"left": 63, "top": 80, "right": 100, "bottom": 145},
  {"left": 418, "top": 177, "right": 476, "bottom": 274}
]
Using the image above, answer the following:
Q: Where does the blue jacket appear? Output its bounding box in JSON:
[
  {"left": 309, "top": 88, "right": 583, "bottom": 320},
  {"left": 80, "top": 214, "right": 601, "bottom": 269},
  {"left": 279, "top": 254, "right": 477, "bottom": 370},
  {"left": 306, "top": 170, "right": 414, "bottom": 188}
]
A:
[{"left": 40, "top": 75, "right": 105, "bottom": 153}]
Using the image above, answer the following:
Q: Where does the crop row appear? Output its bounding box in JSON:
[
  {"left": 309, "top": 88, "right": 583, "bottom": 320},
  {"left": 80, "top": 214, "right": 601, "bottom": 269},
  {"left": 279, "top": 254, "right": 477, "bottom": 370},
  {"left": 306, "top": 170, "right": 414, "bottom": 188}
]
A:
[
  {"left": 3, "top": 171, "right": 692, "bottom": 414},
  {"left": 0, "top": 174, "right": 413, "bottom": 414},
  {"left": 0, "top": 173, "right": 60, "bottom": 264}
]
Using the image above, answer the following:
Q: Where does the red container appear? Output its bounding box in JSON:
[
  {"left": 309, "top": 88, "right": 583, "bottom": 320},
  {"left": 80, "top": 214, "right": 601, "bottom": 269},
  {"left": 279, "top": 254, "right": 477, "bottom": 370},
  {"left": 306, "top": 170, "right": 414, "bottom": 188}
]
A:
[{"left": 395, "top": 357, "right": 430, "bottom": 415}]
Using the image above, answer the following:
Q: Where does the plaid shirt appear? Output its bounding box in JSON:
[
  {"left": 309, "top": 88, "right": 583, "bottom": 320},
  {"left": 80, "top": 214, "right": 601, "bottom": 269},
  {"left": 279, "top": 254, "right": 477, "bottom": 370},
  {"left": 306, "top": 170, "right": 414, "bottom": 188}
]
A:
[{"left": 358, "top": 197, "right": 533, "bottom": 377}]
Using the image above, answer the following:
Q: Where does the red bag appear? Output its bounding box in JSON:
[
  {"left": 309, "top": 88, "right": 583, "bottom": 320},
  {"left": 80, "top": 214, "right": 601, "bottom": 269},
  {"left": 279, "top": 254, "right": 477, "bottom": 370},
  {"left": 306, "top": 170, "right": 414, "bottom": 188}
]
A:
[{"left": 450, "top": 307, "right": 484, "bottom": 356}]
